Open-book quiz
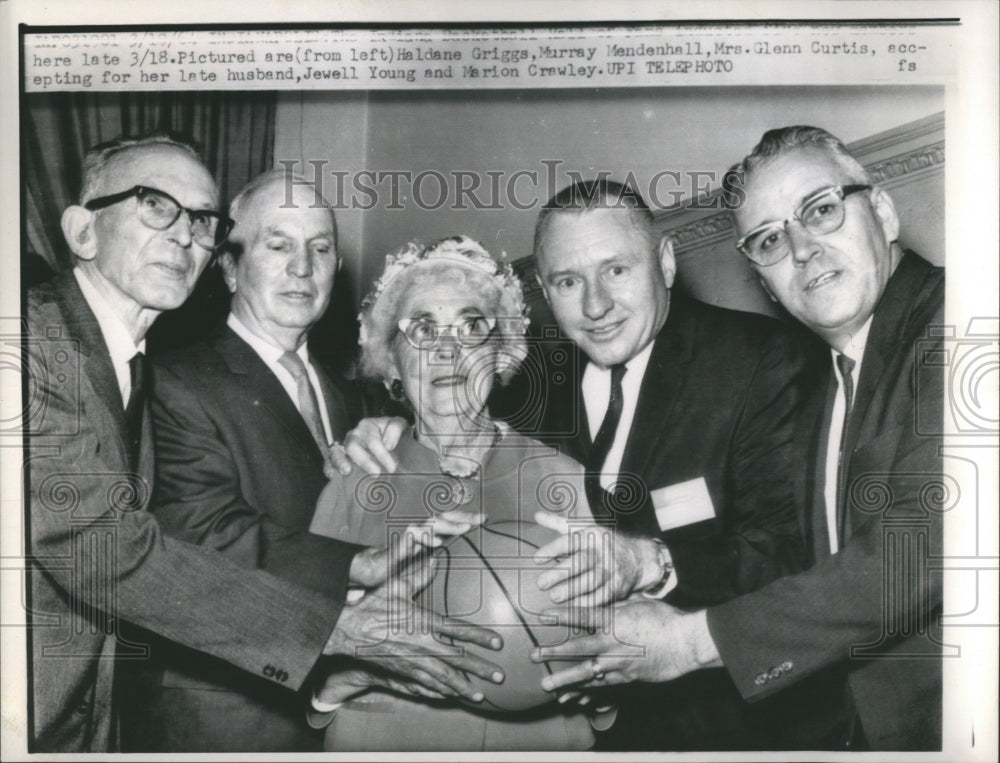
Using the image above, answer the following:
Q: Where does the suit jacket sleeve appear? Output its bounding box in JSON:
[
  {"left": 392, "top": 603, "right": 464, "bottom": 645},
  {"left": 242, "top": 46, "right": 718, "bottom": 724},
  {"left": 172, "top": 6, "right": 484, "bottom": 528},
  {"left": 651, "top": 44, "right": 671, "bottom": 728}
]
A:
[
  {"left": 25, "top": 321, "right": 339, "bottom": 692},
  {"left": 149, "top": 360, "right": 360, "bottom": 599},
  {"left": 705, "top": 324, "right": 944, "bottom": 700},
  {"left": 664, "top": 329, "right": 809, "bottom": 607}
]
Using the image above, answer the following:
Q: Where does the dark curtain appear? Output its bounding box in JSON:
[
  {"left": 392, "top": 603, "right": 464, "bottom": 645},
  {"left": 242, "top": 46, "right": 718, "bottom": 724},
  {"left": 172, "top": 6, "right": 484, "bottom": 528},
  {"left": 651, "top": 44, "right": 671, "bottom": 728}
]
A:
[{"left": 23, "top": 90, "right": 277, "bottom": 350}]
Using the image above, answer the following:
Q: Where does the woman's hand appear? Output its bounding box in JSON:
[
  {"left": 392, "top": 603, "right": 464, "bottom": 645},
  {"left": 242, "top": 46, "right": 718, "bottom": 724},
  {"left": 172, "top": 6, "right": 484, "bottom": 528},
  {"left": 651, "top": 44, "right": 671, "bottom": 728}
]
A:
[{"left": 326, "top": 417, "right": 408, "bottom": 477}]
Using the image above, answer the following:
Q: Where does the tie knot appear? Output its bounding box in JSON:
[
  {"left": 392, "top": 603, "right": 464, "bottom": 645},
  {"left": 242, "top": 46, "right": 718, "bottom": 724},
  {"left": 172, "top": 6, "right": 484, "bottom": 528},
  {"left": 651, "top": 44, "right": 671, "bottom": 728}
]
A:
[
  {"left": 278, "top": 350, "right": 308, "bottom": 380},
  {"left": 835, "top": 353, "right": 855, "bottom": 380}
]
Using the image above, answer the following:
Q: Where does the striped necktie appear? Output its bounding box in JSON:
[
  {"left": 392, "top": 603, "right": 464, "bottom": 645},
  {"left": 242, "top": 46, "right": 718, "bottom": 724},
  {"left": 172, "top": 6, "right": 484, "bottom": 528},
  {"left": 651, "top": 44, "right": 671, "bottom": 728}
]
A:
[{"left": 278, "top": 350, "right": 329, "bottom": 453}]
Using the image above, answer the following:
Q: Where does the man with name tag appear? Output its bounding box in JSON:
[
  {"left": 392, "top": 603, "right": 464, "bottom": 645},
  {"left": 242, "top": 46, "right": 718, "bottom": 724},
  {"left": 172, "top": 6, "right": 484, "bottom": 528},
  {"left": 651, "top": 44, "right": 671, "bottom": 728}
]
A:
[
  {"left": 537, "top": 127, "right": 945, "bottom": 751},
  {"left": 526, "top": 179, "right": 811, "bottom": 750},
  {"left": 336, "top": 179, "right": 811, "bottom": 750}
]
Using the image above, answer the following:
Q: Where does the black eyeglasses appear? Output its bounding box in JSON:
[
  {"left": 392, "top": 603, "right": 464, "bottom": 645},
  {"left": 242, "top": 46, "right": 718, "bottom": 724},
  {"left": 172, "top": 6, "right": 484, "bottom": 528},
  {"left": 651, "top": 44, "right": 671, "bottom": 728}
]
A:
[
  {"left": 735, "top": 184, "right": 872, "bottom": 267},
  {"left": 84, "top": 185, "right": 234, "bottom": 250}
]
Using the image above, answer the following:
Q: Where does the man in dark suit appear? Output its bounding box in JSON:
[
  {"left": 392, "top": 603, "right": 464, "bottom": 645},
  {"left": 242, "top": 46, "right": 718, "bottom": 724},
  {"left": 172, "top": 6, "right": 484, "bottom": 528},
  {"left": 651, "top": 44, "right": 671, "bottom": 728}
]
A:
[
  {"left": 337, "top": 180, "right": 810, "bottom": 749},
  {"left": 23, "top": 134, "right": 504, "bottom": 753},
  {"left": 539, "top": 127, "right": 944, "bottom": 752},
  {"left": 526, "top": 180, "right": 810, "bottom": 750},
  {"left": 121, "top": 168, "right": 367, "bottom": 751}
]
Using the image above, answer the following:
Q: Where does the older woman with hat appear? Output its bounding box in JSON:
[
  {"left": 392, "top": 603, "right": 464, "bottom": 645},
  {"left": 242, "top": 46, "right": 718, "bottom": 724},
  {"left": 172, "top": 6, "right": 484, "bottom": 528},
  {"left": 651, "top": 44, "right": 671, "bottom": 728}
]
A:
[{"left": 307, "top": 235, "right": 599, "bottom": 752}]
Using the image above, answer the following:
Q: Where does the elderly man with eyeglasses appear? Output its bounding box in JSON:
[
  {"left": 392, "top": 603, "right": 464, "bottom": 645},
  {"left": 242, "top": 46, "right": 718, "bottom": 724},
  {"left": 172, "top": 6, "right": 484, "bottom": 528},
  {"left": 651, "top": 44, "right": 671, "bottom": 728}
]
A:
[
  {"left": 23, "top": 134, "right": 503, "bottom": 753},
  {"left": 536, "top": 126, "right": 945, "bottom": 752}
]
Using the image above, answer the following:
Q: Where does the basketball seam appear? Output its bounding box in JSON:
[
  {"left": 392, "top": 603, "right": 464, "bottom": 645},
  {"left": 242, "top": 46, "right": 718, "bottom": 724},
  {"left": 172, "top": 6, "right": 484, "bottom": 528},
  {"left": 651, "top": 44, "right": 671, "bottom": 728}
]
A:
[
  {"left": 480, "top": 523, "right": 543, "bottom": 550},
  {"left": 457, "top": 534, "right": 555, "bottom": 685}
]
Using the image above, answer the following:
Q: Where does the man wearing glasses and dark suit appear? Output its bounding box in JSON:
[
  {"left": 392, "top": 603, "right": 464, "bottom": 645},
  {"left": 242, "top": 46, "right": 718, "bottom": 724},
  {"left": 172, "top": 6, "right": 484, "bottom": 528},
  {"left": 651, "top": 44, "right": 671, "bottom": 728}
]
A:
[{"left": 538, "top": 126, "right": 944, "bottom": 752}]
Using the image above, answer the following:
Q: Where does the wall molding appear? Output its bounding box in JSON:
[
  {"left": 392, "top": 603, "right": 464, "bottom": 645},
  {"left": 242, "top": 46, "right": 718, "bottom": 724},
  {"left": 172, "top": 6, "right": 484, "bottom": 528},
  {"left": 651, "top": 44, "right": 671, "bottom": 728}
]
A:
[
  {"left": 511, "top": 111, "right": 944, "bottom": 297},
  {"left": 866, "top": 141, "right": 945, "bottom": 185}
]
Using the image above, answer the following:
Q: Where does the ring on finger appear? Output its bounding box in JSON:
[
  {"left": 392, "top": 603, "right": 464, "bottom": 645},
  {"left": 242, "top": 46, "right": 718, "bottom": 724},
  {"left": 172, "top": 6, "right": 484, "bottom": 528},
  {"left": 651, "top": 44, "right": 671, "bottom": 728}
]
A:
[{"left": 590, "top": 659, "right": 605, "bottom": 681}]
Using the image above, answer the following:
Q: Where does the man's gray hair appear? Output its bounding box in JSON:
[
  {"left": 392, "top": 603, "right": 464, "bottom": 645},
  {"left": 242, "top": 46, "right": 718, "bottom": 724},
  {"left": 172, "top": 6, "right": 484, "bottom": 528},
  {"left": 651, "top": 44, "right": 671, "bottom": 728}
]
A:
[
  {"left": 533, "top": 179, "right": 658, "bottom": 261},
  {"left": 225, "top": 167, "right": 338, "bottom": 260},
  {"left": 722, "top": 125, "right": 872, "bottom": 208},
  {"left": 79, "top": 132, "right": 204, "bottom": 204}
]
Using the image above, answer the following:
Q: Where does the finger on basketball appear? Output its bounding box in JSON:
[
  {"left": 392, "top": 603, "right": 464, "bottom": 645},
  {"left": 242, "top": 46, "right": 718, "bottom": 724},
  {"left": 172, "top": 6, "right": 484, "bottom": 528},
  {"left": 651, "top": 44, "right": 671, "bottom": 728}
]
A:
[
  {"left": 550, "top": 557, "right": 605, "bottom": 597},
  {"left": 420, "top": 661, "right": 484, "bottom": 702},
  {"left": 393, "top": 663, "right": 458, "bottom": 698},
  {"left": 533, "top": 534, "right": 570, "bottom": 568},
  {"left": 554, "top": 580, "right": 614, "bottom": 609},
  {"left": 535, "top": 564, "right": 571, "bottom": 591},
  {"left": 539, "top": 660, "right": 605, "bottom": 692},
  {"left": 435, "top": 617, "right": 503, "bottom": 651},
  {"left": 533, "top": 509, "right": 570, "bottom": 535},
  {"left": 442, "top": 648, "right": 505, "bottom": 685},
  {"left": 531, "top": 632, "right": 607, "bottom": 662},
  {"left": 540, "top": 601, "right": 608, "bottom": 630}
]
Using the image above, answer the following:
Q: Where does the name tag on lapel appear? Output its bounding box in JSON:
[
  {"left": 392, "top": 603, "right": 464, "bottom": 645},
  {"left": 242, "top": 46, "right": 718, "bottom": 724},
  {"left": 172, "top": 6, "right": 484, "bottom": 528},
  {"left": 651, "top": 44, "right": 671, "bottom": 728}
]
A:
[{"left": 652, "top": 477, "right": 715, "bottom": 532}]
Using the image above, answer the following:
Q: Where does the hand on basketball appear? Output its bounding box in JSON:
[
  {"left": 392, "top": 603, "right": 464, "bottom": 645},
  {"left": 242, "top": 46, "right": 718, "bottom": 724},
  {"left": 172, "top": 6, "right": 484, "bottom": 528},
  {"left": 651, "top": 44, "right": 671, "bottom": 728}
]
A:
[
  {"left": 349, "top": 509, "right": 486, "bottom": 588},
  {"left": 326, "top": 416, "right": 407, "bottom": 477},
  {"left": 532, "top": 511, "right": 661, "bottom": 607},
  {"left": 325, "top": 557, "right": 505, "bottom": 703},
  {"left": 530, "top": 599, "right": 722, "bottom": 691},
  {"left": 317, "top": 658, "right": 447, "bottom": 705}
]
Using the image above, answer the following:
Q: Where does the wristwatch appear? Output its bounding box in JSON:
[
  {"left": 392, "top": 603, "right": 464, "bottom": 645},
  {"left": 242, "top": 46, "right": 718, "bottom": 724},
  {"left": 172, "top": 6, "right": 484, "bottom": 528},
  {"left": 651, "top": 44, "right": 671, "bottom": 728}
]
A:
[{"left": 640, "top": 538, "right": 674, "bottom": 598}]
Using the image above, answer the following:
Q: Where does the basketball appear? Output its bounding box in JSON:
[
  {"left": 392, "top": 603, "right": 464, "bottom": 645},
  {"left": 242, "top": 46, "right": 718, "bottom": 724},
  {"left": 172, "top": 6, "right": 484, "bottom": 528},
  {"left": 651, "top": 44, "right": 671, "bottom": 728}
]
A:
[{"left": 416, "top": 519, "right": 574, "bottom": 713}]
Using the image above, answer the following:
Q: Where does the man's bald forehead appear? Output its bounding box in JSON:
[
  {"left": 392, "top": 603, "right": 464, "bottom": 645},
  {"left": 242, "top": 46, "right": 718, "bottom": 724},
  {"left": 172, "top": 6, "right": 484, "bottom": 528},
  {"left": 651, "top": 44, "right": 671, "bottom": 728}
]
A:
[
  {"left": 229, "top": 171, "right": 336, "bottom": 246},
  {"left": 95, "top": 143, "right": 218, "bottom": 206}
]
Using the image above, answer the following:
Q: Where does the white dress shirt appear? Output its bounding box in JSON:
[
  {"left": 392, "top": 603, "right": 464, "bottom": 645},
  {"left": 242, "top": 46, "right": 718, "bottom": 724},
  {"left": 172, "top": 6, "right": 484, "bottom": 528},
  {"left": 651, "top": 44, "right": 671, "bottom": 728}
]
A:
[
  {"left": 581, "top": 340, "right": 675, "bottom": 595},
  {"left": 823, "top": 317, "right": 873, "bottom": 555},
  {"left": 227, "top": 313, "right": 333, "bottom": 446},
  {"left": 581, "top": 340, "right": 654, "bottom": 490},
  {"left": 74, "top": 267, "right": 145, "bottom": 405}
]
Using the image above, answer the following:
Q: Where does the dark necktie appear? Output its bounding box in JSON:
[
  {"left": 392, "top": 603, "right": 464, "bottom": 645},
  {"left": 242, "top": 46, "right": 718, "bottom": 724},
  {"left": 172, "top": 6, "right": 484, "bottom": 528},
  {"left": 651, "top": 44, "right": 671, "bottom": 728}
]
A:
[
  {"left": 835, "top": 353, "right": 856, "bottom": 543},
  {"left": 125, "top": 352, "right": 146, "bottom": 473},
  {"left": 585, "top": 363, "right": 627, "bottom": 518},
  {"left": 278, "top": 350, "right": 329, "bottom": 453}
]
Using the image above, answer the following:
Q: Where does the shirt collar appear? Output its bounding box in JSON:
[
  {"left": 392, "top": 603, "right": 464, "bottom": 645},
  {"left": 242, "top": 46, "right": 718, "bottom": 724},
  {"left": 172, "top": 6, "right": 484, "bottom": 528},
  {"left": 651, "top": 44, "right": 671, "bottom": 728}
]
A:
[
  {"left": 583, "top": 338, "right": 655, "bottom": 387},
  {"left": 227, "top": 312, "right": 310, "bottom": 366},
  {"left": 622, "top": 339, "right": 654, "bottom": 382},
  {"left": 832, "top": 315, "right": 874, "bottom": 367},
  {"left": 73, "top": 267, "right": 144, "bottom": 366}
]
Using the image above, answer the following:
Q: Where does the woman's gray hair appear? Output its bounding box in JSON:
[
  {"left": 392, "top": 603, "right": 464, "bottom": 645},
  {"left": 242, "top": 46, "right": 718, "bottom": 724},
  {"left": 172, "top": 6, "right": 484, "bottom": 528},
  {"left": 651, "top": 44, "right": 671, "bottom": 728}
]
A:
[{"left": 358, "top": 235, "right": 530, "bottom": 386}]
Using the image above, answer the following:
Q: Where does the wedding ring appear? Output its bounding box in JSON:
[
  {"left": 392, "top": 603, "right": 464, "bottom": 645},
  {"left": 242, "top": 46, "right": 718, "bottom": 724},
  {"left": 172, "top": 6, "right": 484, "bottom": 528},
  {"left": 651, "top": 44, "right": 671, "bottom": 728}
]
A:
[{"left": 590, "top": 659, "right": 606, "bottom": 681}]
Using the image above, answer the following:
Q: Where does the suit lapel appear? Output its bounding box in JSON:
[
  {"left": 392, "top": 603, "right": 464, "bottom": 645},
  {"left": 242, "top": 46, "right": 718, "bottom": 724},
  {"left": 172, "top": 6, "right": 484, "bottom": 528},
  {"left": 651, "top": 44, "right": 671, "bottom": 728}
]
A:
[
  {"left": 52, "top": 272, "right": 131, "bottom": 466},
  {"left": 313, "top": 363, "right": 349, "bottom": 442},
  {"left": 213, "top": 326, "right": 324, "bottom": 462},
  {"left": 798, "top": 359, "right": 835, "bottom": 561},
  {"left": 841, "top": 253, "right": 931, "bottom": 480},
  {"left": 542, "top": 344, "right": 591, "bottom": 462},
  {"left": 619, "top": 300, "right": 693, "bottom": 481},
  {"left": 836, "top": 253, "right": 938, "bottom": 542}
]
